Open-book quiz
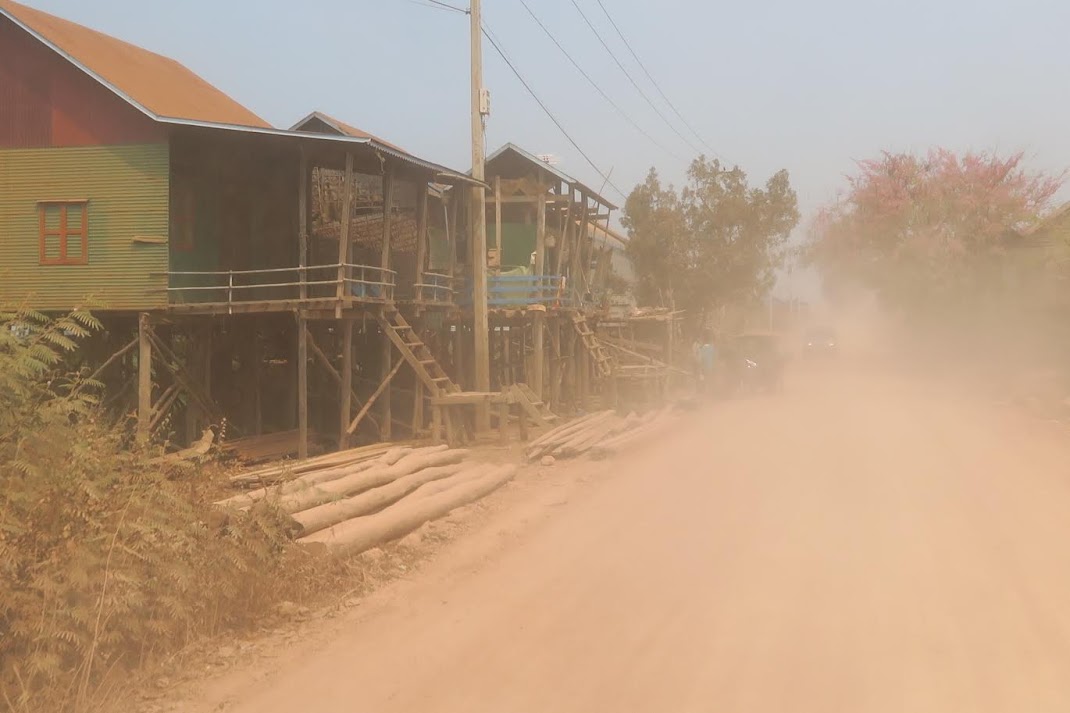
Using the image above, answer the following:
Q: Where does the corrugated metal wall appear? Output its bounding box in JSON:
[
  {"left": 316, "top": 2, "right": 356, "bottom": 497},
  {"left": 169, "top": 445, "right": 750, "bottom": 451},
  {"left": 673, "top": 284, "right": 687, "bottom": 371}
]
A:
[{"left": 0, "top": 143, "right": 170, "bottom": 311}]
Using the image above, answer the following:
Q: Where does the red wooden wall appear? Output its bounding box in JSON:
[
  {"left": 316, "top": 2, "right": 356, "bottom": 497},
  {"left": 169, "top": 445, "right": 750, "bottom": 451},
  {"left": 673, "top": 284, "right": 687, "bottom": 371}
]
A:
[{"left": 0, "top": 16, "right": 164, "bottom": 149}]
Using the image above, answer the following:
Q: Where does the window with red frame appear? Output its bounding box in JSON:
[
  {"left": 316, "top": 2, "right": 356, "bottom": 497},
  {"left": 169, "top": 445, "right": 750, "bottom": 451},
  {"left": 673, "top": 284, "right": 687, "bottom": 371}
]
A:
[{"left": 38, "top": 200, "right": 89, "bottom": 265}]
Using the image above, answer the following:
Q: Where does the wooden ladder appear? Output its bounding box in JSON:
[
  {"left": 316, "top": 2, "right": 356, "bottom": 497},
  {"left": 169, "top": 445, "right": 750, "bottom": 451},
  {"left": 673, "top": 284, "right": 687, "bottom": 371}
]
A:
[
  {"left": 511, "top": 383, "right": 559, "bottom": 427},
  {"left": 377, "top": 307, "right": 461, "bottom": 397},
  {"left": 570, "top": 313, "right": 614, "bottom": 378}
]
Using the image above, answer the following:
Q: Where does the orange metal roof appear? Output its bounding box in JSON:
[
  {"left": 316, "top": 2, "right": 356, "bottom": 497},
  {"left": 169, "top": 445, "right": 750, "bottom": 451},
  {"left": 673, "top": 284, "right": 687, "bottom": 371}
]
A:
[{"left": 0, "top": 0, "right": 270, "bottom": 128}]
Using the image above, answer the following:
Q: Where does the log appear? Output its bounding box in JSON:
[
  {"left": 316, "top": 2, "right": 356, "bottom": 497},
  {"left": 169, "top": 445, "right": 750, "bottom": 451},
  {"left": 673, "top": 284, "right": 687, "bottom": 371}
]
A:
[
  {"left": 215, "top": 447, "right": 414, "bottom": 509},
  {"left": 148, "top": 428, "right": 215, "bottom": 465},
  {"left": 229, "top": 441, "right": 401, "bottom": 485},
  {"left": 525, "top": 410, "right": 615, "bottom": 460},
  {"left": 539, "top": 412, "right": 622, "bottom": 458},
  {"left": 527, "top": 409, "right": 611, "bottom": 450},
  {"left": 589, "top": 408, "right": 676, "bottom": 459},
  {"left": 278, "top": 446, "right": 462, "bottom": 514},
  {"left": 294, "top": 462, "right": 483, "bottom": 535},
  {"left": 553, "top": 416, "right": 627, "bottom": 458},
  {"left": 299, "top": 465, "right": 518, "bottom": 555},
  {"left": 404, "top": 463, "right": 497, "bottom": 501},
  {"left": 561, "top": 413, "right": 642, "bottom": 458}
]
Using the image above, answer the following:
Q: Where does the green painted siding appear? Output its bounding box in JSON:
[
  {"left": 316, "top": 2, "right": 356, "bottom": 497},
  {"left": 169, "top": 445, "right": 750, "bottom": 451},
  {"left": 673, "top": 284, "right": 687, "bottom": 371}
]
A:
[
  {"left": 487, "top": 222, "right": 536, "bottom": 270},
  {"left": 0, "top": 143, "right": 169, "bottom": 311}
]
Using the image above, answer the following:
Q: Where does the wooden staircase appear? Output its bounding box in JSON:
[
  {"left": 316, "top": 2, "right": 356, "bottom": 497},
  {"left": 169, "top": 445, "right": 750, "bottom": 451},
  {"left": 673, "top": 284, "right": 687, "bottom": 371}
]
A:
[
  {"left": 377, "top": 307, "right": 461, "bottom": 397},
  {"left": 510, "top": 383, "right": 559, "bottom": 427},
  {"left": 570, "top": 313, "right": 614, "bottom": 378}
]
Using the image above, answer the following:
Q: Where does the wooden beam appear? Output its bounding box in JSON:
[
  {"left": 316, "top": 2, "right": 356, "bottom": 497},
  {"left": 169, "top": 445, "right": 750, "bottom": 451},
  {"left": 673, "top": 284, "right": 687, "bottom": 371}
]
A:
[
  {"left": 339, "top": 318, "right": 353, "bottom": 448},
  {"left": 144, "top": 331, "right": 214, "bottom": 423},
  {"left": 137, "top": 313, "right": 152, "bottom": 440},
  {"left": 348, "top": 358, "right": 404, "bottom": 436},
  {"left": 415, "top": 181, "right": 430, "bottom": 299},
  {"left": 336, "top": 153, "right": 354, "bottom": 313},
  {"left": 297, "top": 314, "right": 309, "bottom": 458},
  {"left": 571, "top": 195, "right": 589, "bottom": 304}
]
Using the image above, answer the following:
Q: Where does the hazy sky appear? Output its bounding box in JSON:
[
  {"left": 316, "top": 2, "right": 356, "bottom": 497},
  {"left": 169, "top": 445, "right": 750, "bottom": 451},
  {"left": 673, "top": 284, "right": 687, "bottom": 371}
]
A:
[{"left": 23, "top": 0, "right": 1070, "bottom": 293}]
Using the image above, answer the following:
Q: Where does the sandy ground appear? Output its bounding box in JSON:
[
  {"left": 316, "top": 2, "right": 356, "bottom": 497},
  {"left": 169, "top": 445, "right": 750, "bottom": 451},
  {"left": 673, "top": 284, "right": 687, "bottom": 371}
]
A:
[{"left": 171, "top": 362, "right": 1070, "bottom": 712}]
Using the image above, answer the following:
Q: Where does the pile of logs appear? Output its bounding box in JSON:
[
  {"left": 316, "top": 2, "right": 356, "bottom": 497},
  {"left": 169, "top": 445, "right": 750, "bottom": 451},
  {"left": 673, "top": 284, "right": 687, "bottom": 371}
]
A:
[
  {"left": 526, "top": 407, "right": 675, "bottom": 462},
  {"left": 216, "top": 445, "right": 517, "bottom": 556}
]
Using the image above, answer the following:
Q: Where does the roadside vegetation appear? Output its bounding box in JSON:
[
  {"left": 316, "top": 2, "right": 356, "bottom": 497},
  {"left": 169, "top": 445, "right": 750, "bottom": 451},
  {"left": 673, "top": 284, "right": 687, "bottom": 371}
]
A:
[{"left": 0, "top": 308, "right": 337, "bottom": 713}]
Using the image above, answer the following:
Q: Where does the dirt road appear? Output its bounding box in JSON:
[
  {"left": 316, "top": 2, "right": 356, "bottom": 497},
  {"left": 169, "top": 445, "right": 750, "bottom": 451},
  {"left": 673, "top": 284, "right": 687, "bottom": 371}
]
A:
[{"left": 185, "top": 365, "right": 1070, "bottom": 712}]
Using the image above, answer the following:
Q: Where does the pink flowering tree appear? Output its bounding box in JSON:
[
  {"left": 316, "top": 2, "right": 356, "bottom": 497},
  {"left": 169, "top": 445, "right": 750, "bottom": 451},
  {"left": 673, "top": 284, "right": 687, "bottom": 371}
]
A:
[{"left": 808, "top": 149, "right": 1063, "bottom": 312}]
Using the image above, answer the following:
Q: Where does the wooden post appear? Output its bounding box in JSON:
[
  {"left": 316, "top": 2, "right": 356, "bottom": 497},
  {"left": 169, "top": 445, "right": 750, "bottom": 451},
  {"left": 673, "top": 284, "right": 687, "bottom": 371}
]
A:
[
  {"left": 380, "top": 313, "right": 393, "bottom": 441},
  {"left": 336, "top": 153, "right": 354, "bottom": 315},
  {"left": 339, "top": 318, "right": 353, "bottom": 448},
  {"left": 431, "top": 404, "right": 442, "bottom": 445},
  {"left": 447, "top": 189, "right": 459, "bottom": 280},
  {"left": 498, "top": 399, "right": 508, "bottom": 445},
  {"left": 550, "top": 319, "right": 561, "bottom": 411},
  {"left": 298, "top": 147, "right": 308, "bottom": 301},
  {"left": 415, "top": 181, "right": 429, "bottom": 301},
  {"left": 533, "top": 180, "right": 546, "bottom": 401},
  {"left": 555, "top": 188, "right": 574, "bottom": 276},
  {"left": 381, "top": 167, "right": 395, "bottom": 278},
  {"left": 494, "top": 176, "right": 502, "bottom": 269},
  {"left": 297, "top": 314, "right": 309, "bottom": 458},
  {"left": 137, "top": 313, "right": 152, "bottom": 440},
  {"left": 572, "top": 194, "right": 588, "bottom": 306},
  {"left": 250, "top": 325, "right": 262, "bottom": 435},
  {"left": 517, "top": 400, "right": 528, "bottom": 441}
]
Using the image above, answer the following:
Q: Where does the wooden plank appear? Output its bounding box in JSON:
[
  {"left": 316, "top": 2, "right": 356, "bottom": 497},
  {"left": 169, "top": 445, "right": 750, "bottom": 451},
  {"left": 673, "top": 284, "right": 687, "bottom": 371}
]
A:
[
  {"left": 554, "top": 188, "right": 573, "bottom": 276},
  {"left": 339, "top": 318, "right": 353, "bottom": 448},
  {"left": 447, "top": 189, "right": 459, "bottom": 279},
  {"left": 336, "top": 153, "right": 354, "bottom": 313},
  {"left": 347, "top": 358, "right": 404, "bottom": 436},
  {"left": 498, "top": 400, "right": 509, "bottom": 445},
  {"left": 137, "top": 313, "right": 151, "bottom": 440},
  {"left": 297, "top": 315, "right": 309, "bottom": 458}
]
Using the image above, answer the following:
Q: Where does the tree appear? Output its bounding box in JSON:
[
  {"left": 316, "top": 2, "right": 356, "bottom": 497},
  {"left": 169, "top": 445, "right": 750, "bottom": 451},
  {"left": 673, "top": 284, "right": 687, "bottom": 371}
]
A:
[
  {"left": 622, "top": 157, "right": 799, "bottom": 322},
  {"left": 807, "top": 149, "right": 1064, "bottom": 313}
]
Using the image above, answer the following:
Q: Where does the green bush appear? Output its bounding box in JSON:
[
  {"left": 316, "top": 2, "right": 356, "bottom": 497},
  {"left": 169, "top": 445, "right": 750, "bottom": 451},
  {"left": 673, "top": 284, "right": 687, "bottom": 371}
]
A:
[{"left": 0, "top": 308, "right": 303, "bottom": 712}]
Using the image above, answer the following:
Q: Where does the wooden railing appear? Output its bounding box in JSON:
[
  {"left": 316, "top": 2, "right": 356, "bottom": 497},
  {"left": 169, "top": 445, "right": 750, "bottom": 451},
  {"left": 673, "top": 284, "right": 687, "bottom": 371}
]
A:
[
  {"left": 486, "top": 274, "right": 572, "bottom": 308},
  {"left": 411, "top": 271, "right": 458, "bottom": 305},
  {"left": 165, "top": 263, "right": 396, "bottom": 306}
]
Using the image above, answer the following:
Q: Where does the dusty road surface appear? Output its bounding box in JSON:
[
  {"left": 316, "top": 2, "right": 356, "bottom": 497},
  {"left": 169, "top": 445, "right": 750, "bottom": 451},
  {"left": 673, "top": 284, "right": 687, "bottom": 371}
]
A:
[{"left": 185, "top": 364, "right": 1070, "bottom": 712}]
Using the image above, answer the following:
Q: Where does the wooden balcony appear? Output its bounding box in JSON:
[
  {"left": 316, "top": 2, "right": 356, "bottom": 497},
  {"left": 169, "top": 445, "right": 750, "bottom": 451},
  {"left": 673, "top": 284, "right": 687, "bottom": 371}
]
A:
[{"left": 163, "top": 263, "right": 397, "bottom": 315}]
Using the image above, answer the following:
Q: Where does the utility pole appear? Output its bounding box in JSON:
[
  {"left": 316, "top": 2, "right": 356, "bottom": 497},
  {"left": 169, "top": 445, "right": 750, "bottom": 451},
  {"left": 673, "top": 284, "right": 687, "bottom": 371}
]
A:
[{"left": 470, "top": 0, "right": 491, "bottom": 417}]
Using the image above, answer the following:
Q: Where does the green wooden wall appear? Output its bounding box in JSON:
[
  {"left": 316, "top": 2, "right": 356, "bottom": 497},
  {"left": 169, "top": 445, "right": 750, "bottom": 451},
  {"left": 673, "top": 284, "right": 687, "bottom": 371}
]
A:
[
  {"left": 488, "top": 222, "right": 536, "bottom": 270},
  {"left": 0, "top": 143, "right": 170, "bottom": 311}
]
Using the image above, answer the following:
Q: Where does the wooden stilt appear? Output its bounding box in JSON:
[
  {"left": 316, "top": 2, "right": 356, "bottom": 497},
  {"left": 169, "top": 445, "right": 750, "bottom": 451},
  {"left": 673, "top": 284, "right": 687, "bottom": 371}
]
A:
[
  {"left": 380, "top": 319, "right": 392, "bottom": 441},
  {"left": 339, "top": 318, "right": 353, "bottom": 449},
  {"left": 297, "top": 314, "right": 309, "bottom": 459},
  {"left": 533, "top": 180, "right": 546, "bottom": 401},
  {"left": 431, "top": 404, "right": 442, "bottom": 444},
  {"left": 498, "top": 399, "right": 509, "bottom": 445},
  {"left": 137, "top": 313, "right": 152, "bottom": 440}
]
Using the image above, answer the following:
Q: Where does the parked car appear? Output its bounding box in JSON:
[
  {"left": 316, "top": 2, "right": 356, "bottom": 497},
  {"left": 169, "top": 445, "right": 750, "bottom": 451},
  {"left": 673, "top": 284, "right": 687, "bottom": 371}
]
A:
[{"left": 803, "top": 326, "right": 838, "bottom": 356}]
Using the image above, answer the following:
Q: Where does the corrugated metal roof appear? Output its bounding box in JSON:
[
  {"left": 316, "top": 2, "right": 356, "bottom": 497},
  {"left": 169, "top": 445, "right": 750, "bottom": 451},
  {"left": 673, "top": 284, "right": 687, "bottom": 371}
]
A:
[
  {"left": 485, "top": 142, "right": 618, "bottom": 210},
  {"left": 0, "top": 0, "right": 269, "bottom": 128},
  {"left": 290, "top": 111, "right": 405, "bottom": 153},
  {"left": 0, "top": 1, "right": 481, "bottom": 186}
]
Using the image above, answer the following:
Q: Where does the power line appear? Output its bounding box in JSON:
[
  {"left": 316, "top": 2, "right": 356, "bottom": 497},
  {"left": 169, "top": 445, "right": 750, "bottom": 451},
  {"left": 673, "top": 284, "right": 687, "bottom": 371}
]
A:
[
  {"left": 481, "top": 22, "right": 627, "bottom": 199},
  {"left": 567, "top": 0, "right": 702, "bottom": 156},
  {"left": 516, "top": 0, "right": 682, "bottom": 163},
  {"left": 593, "top": 0, "right": 716, "bottom": 155},
  {"left": 402, "top": 0, "right": 468, "bottom": 14}
]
